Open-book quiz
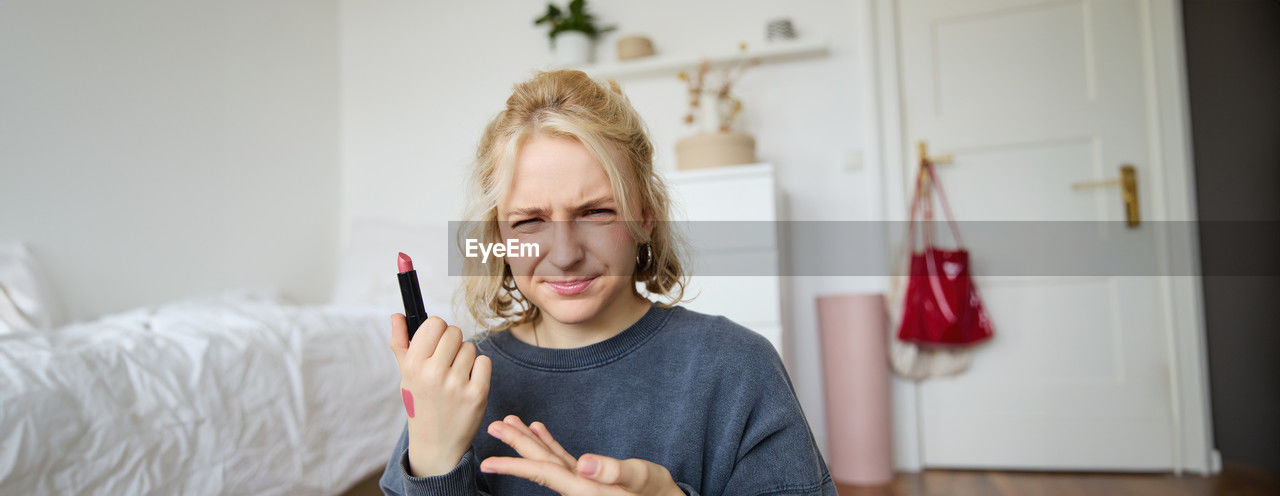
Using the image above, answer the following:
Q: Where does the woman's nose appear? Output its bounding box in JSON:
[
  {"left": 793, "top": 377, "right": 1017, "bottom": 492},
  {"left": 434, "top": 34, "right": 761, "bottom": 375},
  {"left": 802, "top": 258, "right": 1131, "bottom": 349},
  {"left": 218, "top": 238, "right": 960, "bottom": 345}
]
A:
[{"left": 545, "top": 221, "right": 585, "bottom": 270}]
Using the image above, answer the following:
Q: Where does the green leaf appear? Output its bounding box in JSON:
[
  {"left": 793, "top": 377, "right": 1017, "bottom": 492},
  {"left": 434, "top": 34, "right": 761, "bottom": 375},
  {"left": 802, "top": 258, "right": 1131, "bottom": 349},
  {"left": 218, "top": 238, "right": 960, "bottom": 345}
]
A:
[
  {"left": 534, "top": 4, "right": 561, "bottom": 26},
  {"left": 542, "top": 0, "right": 615, "bottom": 40}
]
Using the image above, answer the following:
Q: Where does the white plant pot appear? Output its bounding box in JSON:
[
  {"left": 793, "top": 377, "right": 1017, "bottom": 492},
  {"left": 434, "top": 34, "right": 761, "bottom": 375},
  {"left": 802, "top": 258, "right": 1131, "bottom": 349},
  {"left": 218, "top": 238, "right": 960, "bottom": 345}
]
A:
[
  {"left": 700, "top": 92, "right": 720, "bottom": 133},
  {"left": 553, "top": 31, "right": 594, "bottom": 65}
]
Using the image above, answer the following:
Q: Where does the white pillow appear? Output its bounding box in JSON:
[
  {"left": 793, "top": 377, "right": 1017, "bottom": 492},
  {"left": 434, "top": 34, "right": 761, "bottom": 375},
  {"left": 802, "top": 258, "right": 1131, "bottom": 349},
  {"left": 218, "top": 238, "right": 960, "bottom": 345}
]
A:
[
  {"left": 0, "top": 242, "right": 63, "bottom": 333},
  {"left": 330, "top": 218, "right": 464, "bottom": 326}
]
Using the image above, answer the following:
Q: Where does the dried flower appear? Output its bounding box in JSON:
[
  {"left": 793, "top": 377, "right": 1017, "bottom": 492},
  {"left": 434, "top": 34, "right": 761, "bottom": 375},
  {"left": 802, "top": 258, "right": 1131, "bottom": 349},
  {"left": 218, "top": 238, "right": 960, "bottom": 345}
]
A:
[{"left": 678, "top": 47, "right": 760, "bottom": 132}]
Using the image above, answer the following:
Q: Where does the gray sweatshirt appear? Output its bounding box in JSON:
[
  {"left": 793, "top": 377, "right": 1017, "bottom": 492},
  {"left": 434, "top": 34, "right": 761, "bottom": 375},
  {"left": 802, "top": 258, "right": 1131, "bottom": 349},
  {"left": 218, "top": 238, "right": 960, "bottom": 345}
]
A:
[{"left": 379, "top": 303, "right": 838, "bottom": 495}]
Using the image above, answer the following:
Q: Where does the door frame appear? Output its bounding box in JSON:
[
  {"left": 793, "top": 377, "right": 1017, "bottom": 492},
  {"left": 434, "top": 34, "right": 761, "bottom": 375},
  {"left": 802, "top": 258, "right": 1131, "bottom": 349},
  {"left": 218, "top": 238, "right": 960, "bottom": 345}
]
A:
[{"left": 857, "top": 0, "right": 1218, "bottom": 474}]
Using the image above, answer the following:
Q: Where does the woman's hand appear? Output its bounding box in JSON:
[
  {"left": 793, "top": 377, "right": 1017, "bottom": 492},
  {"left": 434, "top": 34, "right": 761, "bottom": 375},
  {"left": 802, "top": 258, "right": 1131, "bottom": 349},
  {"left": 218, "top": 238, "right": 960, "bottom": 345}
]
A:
[
  {"left": 480, "top": 415, "right": 685, "bottom": 496},
  {"left": 390, "top": 314, "right": 492, "bottom": 477}
]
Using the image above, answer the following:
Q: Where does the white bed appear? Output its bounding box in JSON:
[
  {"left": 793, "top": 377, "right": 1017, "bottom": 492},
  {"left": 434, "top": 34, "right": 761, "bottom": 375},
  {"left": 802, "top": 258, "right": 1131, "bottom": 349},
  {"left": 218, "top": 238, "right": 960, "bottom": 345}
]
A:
[
  {"left": 0, "top": 219, "right": 472, "bottom": 495},
  {"left": 0, "top": 288, "right": 405, "bottom": 495}
]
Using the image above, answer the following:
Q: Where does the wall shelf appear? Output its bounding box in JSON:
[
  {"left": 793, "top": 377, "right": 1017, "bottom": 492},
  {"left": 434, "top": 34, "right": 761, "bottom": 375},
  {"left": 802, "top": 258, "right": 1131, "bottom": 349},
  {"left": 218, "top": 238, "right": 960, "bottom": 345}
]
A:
[{"left": 559, "top": 38, "right": 829, "bottom": 81}]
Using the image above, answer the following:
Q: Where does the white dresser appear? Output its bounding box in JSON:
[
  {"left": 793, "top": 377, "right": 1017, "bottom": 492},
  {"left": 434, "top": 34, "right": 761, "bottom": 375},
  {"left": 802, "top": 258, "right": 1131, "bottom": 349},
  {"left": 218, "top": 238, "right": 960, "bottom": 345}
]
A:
[{"left": 660, "top": 163, "right": 787, "bottom": 356}]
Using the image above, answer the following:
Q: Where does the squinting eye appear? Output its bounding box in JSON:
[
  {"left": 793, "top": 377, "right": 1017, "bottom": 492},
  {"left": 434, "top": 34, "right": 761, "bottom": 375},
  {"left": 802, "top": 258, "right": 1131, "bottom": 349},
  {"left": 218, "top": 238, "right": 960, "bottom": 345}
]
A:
[
  {"left": 586, "top": 209, "right": 614, "bottom": 216},
  {"left": 512, "top": 218, "right": 540, "bottom": 229}
]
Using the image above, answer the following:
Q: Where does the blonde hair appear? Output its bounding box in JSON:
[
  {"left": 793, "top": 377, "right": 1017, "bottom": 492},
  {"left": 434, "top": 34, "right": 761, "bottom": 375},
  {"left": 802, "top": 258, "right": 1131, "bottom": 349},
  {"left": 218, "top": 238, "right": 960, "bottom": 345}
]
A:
[{"left": 455, "top": 69, "right": 688, "bottom": 333}]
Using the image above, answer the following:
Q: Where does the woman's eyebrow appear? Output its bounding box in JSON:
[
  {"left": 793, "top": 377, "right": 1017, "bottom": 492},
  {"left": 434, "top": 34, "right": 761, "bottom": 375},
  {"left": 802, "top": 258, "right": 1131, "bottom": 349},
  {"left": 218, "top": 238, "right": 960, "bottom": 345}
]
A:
[
  {"left": 577, "top": 197, "right": 616, "bottom": 210},
  {"left": 505, "top": 197, "right": 615, "bottom": 219},
  {"left": 506, "top": 206, "right": 547, "bottom": 219}
]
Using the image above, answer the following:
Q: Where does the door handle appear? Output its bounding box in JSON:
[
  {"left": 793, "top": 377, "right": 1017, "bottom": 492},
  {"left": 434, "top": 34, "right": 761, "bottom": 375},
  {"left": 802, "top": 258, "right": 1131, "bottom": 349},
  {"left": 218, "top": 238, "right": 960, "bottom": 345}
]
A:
[{"left": 1071, "top": 164, "right": 1140, "bottom": 227}]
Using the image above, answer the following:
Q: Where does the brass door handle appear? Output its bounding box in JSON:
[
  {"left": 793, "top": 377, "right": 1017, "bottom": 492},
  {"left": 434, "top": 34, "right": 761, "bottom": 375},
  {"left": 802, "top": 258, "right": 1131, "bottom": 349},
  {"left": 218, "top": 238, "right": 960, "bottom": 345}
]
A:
[{"left": 1071, "top": 164, "right": 1140, "bottom": 227}]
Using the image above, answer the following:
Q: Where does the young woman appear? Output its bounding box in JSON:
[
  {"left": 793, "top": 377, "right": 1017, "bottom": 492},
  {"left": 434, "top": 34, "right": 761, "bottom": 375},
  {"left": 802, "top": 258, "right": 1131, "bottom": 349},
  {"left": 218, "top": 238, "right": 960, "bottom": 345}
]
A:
[{"left": 380, "top": 70, "right": 836, "bottom": 496}]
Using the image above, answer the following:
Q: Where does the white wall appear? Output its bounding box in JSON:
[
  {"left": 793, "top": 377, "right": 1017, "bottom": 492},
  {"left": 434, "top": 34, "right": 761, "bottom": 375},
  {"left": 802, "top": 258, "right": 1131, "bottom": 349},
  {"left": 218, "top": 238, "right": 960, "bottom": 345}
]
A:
[
  {"left": 340, "top": 0, "right": 891, "bottom": 462},
  {"left": 0, "top": 0, "right": 342, "bottom": 322},
  {"left": 0, "top": 0, "right": 905, "bottom": 471}
]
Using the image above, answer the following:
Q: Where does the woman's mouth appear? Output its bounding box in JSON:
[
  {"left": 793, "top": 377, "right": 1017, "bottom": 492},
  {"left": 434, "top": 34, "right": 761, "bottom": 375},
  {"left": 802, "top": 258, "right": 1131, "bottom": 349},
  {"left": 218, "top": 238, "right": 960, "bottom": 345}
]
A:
[{"left": 543, "top": 277, "right": 597, "bottom": 296}]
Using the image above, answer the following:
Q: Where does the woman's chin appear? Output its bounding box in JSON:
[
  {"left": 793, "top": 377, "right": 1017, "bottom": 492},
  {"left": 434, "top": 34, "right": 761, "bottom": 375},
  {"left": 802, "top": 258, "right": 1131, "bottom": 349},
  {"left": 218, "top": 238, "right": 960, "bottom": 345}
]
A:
[
  {"left": 529, "top": 275, "right": 638, "bottom": 326},
  {"left": 534, "top": 295, "right": 604, "bottom": 325},
  {"left": 533, "top": 283, "right": 611, "bottom": 324}
]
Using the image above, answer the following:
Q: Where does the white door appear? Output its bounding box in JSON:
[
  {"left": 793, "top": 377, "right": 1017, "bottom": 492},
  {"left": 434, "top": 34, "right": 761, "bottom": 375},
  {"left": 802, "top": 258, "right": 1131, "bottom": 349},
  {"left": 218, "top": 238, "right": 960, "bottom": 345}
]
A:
[{"left": 895, "top": 0, "right": 1197, "bottom": 470}]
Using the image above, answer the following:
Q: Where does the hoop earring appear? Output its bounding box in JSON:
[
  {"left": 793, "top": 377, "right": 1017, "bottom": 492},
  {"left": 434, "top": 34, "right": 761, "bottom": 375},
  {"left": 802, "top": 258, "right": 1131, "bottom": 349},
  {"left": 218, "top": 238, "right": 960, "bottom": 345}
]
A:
[{"left": 636, "top": 242, "right": 653, "bottom": 273}]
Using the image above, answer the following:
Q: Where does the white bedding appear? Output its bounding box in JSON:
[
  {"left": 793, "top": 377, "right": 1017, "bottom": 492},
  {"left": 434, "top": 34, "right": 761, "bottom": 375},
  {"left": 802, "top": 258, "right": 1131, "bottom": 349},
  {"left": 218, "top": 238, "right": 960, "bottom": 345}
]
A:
[{"left": 0, "top": 291, "right": 404, "bottom": 495}]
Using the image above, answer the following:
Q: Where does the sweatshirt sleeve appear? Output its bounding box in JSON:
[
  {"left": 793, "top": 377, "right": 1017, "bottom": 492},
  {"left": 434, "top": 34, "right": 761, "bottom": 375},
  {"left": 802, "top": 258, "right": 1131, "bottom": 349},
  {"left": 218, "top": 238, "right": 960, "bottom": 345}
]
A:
[
  {"left": 378, "top": 423, "right": 491, "bottom": 496},
  {"left": 720, "top": 329, "right": 839, "bottom": 496}
]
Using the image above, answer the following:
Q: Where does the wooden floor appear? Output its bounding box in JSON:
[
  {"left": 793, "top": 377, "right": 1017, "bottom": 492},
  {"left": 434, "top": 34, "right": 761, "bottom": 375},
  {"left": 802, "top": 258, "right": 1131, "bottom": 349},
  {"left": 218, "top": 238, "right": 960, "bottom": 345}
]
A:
[
  {"left": 345, "top": 463, "right": 1280, "bottom": 495},
  {"left": 833, "top": 463, "right": 1280, "bottom": 496}
]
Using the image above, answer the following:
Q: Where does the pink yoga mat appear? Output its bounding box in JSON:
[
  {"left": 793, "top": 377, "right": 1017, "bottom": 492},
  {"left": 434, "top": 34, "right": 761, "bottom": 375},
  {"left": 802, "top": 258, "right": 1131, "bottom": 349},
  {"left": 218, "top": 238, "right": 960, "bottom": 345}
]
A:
[{"left": 816, "top": 293, "right": 893, "bottom": 486}]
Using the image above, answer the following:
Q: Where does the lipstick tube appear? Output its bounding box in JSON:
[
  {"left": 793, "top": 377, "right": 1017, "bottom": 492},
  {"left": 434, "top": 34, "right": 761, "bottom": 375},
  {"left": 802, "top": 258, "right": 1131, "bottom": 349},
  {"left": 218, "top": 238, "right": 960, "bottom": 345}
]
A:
[{"left": 397, "top": 252, "right": 428, "bottom": 341}]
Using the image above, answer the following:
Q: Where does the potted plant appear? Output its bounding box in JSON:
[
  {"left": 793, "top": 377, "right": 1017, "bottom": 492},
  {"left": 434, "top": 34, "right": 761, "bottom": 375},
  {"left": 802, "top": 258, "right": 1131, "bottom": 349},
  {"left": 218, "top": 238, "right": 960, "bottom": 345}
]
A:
[{"left": 534, "top": 0, "right": 616, "bottom": 65}]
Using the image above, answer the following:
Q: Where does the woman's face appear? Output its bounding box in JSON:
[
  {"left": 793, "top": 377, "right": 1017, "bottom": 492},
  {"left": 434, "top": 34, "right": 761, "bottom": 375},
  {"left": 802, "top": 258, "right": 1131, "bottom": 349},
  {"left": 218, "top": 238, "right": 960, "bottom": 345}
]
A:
[{"left": 497, "top": 134, "right": 648, "bottom": 326}]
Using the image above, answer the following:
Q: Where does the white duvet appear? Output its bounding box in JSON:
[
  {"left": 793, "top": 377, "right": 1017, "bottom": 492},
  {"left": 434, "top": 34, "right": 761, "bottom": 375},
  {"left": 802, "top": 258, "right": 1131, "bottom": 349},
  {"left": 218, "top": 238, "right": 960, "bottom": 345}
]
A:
[{"left": 0, "top": 292, "right": 404, "bottom": 495}]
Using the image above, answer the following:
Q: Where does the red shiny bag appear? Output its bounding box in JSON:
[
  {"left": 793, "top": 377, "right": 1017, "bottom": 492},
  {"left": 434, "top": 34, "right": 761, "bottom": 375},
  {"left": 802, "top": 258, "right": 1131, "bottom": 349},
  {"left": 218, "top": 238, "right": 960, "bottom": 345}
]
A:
[{"left": 896, "top": 160, "right": 995, "bottom": 346}]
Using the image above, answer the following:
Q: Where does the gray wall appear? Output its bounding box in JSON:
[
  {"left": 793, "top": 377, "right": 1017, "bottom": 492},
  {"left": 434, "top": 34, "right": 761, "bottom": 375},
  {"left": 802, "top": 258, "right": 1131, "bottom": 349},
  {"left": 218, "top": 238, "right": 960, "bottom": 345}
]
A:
[{"left": 1182, "top": 0, "right": 1280, "bottom": 475}]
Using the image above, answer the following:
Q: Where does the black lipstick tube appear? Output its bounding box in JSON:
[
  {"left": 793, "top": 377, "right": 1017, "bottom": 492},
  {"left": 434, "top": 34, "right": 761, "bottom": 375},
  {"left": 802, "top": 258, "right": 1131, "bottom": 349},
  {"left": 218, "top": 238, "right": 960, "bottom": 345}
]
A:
[{"left": 398, "top": 268, "right": 428, "bottom": 341}]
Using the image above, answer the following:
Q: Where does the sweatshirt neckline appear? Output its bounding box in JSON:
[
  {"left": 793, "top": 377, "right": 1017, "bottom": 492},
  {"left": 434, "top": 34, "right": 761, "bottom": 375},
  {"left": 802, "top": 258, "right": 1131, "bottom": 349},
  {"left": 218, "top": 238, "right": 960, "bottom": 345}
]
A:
[{"left": 488, "top": 302, "right": 674, "bottom": 372}]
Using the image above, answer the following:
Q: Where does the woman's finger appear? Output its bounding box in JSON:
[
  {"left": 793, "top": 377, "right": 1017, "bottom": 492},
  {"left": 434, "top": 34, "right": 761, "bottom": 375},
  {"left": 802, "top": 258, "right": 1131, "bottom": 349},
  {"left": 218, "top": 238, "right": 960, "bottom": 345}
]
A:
[
  {"left": 578, "top": 454, "right": 657, "bottom": 493},
  {"left": 469, "top": 355, "right": 492, "bottom": 396},
  {"left": 530, "top": 421, "right": 580, "bottom": 469},
  {"left": 389, "top": 314, "right": 409, "bottom": 366},
  {"left": 503, "top": 415, "right": 579, "bottom": 468},
  {"left": 429, "top": 325, "right": 464, "bottom": 375},
  {"left": 405, "top": 316, "right": 447, "bottom": 362},
  {"left": 503, "top": 415, "right": 537, "bottom": 439},
  {"left": 479, "top": 457, "right": 607, "bottom": 495},
  {"left": 488, "top": 420, "right": 561, "bottom": 465},
  {"left": 449, "top": 341, "right": 477, "bottom": 382}
]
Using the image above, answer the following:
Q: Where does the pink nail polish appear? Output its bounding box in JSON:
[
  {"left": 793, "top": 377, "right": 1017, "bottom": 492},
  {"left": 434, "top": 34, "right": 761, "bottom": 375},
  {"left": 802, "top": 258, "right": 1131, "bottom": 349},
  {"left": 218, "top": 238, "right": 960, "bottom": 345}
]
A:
[{"left": 579, "top": 456, "right": 599, "bottom": 476}]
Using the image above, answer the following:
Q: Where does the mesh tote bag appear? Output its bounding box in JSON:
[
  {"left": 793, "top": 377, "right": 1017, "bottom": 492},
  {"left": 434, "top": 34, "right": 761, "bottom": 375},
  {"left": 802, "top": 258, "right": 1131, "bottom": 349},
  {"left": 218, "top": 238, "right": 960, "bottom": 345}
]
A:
[
  {"left": 886, "top": 158, "right": 994, "bottom": 379},
  {"left": 897, "top": 159, "right": 995, "bottom": 346}
]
